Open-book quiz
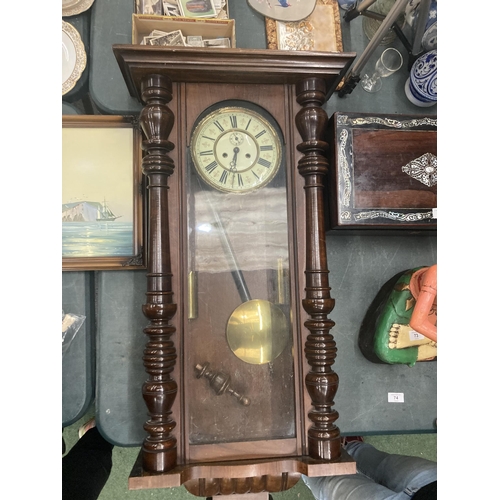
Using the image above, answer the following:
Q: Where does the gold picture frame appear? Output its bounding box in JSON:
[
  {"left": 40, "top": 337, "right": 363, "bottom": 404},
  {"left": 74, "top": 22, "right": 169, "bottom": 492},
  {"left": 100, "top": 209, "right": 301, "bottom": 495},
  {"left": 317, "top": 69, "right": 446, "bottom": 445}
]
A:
[
  {"left": 265, "top": 0, "right": 343, "bottom": 53},
  {"left": 62, "top": 115, "right": 146, "bottom": 271}
]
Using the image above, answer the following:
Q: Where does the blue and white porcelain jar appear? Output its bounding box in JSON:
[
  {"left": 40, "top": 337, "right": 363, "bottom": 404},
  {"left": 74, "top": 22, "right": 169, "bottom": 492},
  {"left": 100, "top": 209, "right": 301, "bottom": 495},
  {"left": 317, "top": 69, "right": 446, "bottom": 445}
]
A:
[
  {"left": 405, "top": 0, "right": 437, "bottom": 51},
  {"left": 404, "top": 49, "right": 437, "bottom": 107}
]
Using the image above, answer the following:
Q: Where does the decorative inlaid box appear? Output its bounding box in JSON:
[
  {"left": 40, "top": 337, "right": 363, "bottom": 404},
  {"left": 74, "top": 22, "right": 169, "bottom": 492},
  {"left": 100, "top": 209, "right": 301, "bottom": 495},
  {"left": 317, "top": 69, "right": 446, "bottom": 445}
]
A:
[{"left": 328, "top": 112, "right": 437, "bottom": 230}]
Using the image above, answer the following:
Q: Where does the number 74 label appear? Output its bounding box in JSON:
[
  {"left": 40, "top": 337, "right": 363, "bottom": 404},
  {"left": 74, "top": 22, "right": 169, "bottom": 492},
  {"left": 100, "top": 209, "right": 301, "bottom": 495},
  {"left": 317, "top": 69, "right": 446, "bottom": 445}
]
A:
[{"left": 388, "top": 392, "right": 405, "bottom": 403}]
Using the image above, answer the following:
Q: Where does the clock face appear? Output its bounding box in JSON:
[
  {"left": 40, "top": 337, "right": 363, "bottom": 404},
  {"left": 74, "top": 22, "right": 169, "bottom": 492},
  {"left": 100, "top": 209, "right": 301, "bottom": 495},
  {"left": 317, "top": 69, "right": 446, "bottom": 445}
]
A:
[{"left": 190, "top": 106, "right": 282, "bottom": 193}]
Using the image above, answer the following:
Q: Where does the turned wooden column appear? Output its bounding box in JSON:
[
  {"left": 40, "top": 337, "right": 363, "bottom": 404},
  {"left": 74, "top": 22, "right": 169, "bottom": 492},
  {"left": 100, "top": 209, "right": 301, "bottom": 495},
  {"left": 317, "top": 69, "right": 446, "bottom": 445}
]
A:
[
  {"left": 295, "top": 77, "right": 340, "bottom": 461},
  {"left": 139, "top": 74, "right": 178, "bottom": 473}
]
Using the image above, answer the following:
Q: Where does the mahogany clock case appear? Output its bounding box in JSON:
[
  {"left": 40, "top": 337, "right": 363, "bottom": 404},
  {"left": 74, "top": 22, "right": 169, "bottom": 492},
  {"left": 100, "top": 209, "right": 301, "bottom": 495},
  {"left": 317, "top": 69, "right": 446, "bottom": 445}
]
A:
[{"left": 112, "top": 46, "right": 357, "bottom": 491}]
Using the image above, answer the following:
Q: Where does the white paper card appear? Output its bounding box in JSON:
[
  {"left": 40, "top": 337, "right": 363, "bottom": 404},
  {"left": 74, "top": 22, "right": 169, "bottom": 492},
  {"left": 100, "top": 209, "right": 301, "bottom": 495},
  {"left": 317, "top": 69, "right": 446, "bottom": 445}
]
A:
[
  {"left": 388, "top": 392, "right": 404, "bottom": 403},
  {"left": 432, "top": 208, "right": 437, "bottom": 218},
  {"left": 409, "top": 329, "right": 425, "bottom": 341}
]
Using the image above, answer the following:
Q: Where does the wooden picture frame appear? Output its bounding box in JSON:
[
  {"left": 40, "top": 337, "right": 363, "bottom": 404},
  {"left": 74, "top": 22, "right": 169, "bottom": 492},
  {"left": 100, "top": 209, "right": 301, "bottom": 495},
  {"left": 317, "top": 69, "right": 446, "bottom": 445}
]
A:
[
  {"left": 62, "top": 115, "right": 146, "bottom": 271},
  {"left": 265, "top": 0, "right": 343, "bottom": 53}
]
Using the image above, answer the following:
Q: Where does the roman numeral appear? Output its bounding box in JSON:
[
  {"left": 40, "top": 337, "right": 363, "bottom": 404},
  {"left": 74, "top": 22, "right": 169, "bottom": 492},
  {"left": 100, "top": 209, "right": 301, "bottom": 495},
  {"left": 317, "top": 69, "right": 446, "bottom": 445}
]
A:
[
  {"left": 214, "top": 121, "right": 224, "bottom": 132},
  {"left": 252, "top": 170, "right": 260, "bottom": 179},
  {"left": 255, "top": 130, "right": 267, "bottom": 139},
  {"left": 230, "top": 115, "right": 238, "bottom": 128},
  {"left": 237, "top": 173, "right": 244, "bottom": 186},
  {"left": 257, "top": 157, "right": 272, "bottom": 168},
  {"left": 202, "top": 135, "right": 215, "bottom": 141},
  {"left": 219, "top": 170, "right": 229, "bottom": 184},
  {"left": 205, "top": 161, "right": 218, "bottom": 173},
  {"left": 260, "top": 145, "right": 273, "bottom": 151},
  {"left": 245, "top": 118, "right": 252, "bottom": 130},
  {"left": 200, "top": 150, "right": 213, "bottom": 156}
]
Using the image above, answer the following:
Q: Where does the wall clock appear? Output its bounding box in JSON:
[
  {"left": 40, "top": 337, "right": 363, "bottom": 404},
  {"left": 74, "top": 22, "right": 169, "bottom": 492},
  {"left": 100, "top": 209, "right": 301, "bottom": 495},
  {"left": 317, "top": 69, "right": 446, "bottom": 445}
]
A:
[{"left": 112, "top": 46, "right": 357, "bottom": 495}]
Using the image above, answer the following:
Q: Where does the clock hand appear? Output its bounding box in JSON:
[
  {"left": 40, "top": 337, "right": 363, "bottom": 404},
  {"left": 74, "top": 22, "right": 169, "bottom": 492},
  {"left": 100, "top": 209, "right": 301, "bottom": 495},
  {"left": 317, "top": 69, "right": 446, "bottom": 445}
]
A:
[
  {"left": 229, "top": 147, "right": 240, "bottom": 188},
  {"left": 229, "top": 147, "right": 240, "bottom": 172}
]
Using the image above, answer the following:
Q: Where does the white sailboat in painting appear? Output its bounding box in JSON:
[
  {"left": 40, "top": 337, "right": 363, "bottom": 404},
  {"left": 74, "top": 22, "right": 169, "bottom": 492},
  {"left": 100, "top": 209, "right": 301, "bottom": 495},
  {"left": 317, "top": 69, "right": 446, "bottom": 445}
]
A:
[
  {"left": 62, "top": 198, "right": 122, "bottom": 222},
  {"left": 62, "top": 197, "right": 133, "bottom": 257}
]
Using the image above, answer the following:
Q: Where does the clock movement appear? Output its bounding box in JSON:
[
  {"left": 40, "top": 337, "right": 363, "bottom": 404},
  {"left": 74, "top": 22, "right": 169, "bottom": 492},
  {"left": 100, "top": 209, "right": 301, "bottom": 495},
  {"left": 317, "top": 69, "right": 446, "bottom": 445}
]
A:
[{"left": 112, "top": 46, "right": 357, "bottom": 495}]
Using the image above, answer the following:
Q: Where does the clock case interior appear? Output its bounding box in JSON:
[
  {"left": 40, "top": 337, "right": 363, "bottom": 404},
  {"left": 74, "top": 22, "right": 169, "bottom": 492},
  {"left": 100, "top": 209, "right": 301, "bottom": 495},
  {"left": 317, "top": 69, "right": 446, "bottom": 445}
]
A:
[
  {"left": 179, "top": 87, "right": 302, "bottom": 465},
  {"left": 186, "top": 98, "right": 295, "bottom": 448}
]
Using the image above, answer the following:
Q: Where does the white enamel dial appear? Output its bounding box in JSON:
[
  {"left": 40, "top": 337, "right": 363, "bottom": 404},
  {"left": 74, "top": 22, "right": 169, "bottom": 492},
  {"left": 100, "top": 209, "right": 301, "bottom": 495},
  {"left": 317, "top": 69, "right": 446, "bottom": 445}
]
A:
[{"left": 190, "top": 106, "right": 282, "bottom": 193}]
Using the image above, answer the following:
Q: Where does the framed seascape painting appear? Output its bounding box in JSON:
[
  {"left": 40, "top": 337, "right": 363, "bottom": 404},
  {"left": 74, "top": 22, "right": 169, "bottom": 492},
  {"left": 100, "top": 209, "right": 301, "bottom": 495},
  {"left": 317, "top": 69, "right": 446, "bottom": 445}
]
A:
[{"left": 62, "top": 115, "right": 146, "bottom": 271}]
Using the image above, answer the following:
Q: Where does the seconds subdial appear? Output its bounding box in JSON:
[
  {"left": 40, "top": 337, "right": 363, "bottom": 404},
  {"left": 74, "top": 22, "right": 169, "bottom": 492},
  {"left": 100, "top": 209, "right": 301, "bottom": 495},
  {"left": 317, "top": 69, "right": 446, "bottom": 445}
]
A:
[{"left": 229, "top": 131, "right": 244, "bottom": 146}]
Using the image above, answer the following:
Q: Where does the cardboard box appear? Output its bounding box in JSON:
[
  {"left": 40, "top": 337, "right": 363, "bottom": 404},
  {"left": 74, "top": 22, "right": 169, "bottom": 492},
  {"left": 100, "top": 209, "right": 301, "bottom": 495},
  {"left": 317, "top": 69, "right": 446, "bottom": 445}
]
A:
[{"left": 132, "top": 13, "right": 236, "bottom": 47}]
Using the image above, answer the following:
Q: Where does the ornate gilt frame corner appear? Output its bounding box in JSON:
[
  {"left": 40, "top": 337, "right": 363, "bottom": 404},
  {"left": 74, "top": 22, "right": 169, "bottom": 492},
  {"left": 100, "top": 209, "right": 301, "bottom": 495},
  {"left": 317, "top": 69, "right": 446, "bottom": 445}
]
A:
[
  {"left": 265, "top": 0, "right": 343, "bottom": 53},
  {"left": 332, "top": 0, "right": 343, "bottom": 52},
  {"left": 265, "top": 17, "right": 278, "bottom": 50}
]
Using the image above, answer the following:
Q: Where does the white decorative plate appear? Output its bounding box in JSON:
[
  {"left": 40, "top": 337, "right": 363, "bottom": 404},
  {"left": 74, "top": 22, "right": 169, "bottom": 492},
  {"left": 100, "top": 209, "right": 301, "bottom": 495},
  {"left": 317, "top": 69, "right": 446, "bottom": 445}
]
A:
[
  {"left": 247, "top": 0, "right": 316, "bottom": 22},
  {"left": 62, "top": 0, "right": 95, "bottom": 17},
  {"left": 62, "top": 20, "right": 87, "bottom": 95}
]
